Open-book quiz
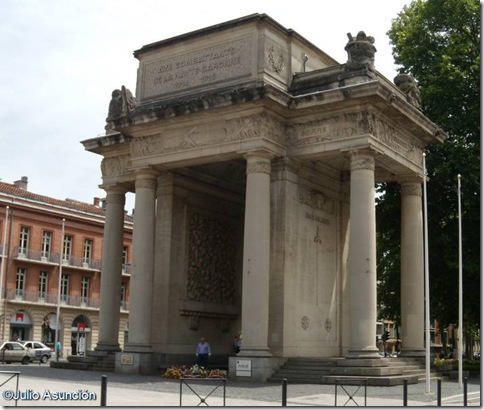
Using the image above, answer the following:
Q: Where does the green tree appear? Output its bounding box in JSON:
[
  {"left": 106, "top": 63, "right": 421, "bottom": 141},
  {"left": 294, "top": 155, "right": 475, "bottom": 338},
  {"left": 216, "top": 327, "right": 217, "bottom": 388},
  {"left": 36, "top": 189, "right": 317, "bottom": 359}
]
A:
[{"left": 377, "top": 0, "right": 480, "bottom": 337}]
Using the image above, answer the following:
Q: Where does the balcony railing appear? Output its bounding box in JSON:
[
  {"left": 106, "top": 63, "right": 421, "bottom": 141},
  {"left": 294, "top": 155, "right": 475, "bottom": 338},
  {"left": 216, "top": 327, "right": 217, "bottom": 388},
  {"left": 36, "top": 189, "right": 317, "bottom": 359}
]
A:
[
  {"left": 11, "top": 247, "right": 102, "bottom": 270},
  {"left": 6, "top": 288, "right": 102, "bottom": 309},
  {"left": 5, "top": 288, "right": 129, "bottom": 311}
]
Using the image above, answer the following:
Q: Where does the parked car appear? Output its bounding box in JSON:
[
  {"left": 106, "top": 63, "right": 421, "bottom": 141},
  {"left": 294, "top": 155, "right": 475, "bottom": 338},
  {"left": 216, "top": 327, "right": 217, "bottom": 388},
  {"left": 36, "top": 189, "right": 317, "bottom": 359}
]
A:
[
  {"left": 0, "top": 341, "right": 35, "bottom": 364},
  {"left": 22, "top": 341, "right": 52, "bottom": 363}
]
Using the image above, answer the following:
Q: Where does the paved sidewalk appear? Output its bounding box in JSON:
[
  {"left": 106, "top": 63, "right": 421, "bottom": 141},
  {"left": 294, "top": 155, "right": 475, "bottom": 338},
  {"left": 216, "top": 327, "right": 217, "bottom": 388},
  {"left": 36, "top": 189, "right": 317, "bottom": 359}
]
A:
[{"left": 0, "top": 363, "right": 480, "bottom": 407}]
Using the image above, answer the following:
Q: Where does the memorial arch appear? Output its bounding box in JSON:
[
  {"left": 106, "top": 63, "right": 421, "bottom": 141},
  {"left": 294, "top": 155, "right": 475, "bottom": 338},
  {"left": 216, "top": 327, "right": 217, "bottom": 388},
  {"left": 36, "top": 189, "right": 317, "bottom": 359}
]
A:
[{"left": 82, "top": 14, "right": 445, "bottom": 379}]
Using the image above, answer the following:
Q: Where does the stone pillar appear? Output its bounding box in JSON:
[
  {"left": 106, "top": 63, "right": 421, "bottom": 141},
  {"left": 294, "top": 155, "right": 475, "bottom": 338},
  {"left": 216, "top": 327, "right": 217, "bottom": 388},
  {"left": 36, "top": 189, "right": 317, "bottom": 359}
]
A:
[
  {"left": 239, "top": 151, "right": 273, "bottom": 357},
  {"left": 96, "top": 186, "right": 125, "bottom": 352},
  {"left": 125, "top": 169, "right": 157, "bottom": 354},
  {"left": 347, "top": 151, "right": 379, "bottom": 358},
  {"left": 400, "top": 177, "right": 425, "bottom": 356}
]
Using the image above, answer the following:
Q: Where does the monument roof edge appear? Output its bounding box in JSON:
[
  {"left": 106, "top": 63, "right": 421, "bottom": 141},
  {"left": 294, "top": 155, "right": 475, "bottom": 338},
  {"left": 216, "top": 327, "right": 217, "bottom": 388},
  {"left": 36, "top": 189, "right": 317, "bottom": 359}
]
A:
[{"left": 132, "top": 13, "right": 335, "bottom": 63}]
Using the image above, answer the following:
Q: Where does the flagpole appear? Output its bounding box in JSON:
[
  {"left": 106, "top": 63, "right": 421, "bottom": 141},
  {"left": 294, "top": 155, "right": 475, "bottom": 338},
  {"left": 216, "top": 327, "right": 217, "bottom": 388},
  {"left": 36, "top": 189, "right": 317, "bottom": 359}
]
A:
[
  {"left": 457, "top": 174, "right": 463, "bottom": 388},
  {"left": 54, "top": 218, "right": 65, "bottom": 361},
  {"left": 423, "top": 153, "right": 431, "bottom": 394},
  {"left": 0, "top": 206, "right": 9, "bottom": 342}
]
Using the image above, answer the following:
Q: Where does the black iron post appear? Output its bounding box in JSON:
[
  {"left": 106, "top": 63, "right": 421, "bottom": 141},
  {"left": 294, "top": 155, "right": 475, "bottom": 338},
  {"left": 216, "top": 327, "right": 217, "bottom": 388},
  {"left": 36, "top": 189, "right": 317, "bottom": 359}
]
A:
[
  {"left": 464, "top": 376, "right": 468, "bottom": 406},
  {"left": 437, "top": 379, "right": 441, "bottom": 406},
  {"left": 100, "top": 375, "right": 107, "bottom": 406},
  {"left": 403, "top": 378, "right": 408, "bottom": 406},
  {"left": 282, "top": 378, "right": 287, "bottom": 406}
]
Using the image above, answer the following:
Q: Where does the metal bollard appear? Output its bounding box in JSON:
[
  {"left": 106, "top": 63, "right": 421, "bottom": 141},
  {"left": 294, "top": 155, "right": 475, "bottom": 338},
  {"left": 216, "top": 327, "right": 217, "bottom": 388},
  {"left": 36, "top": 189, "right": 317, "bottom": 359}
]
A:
[
  {"left": 464, "top": 376, "right": 467, "bottom": 406},
  {"left": 403, "top": 378, "right": 407, "bottom": 406},
  {"left": 101, "top": 375, "right": 107, "bottom": 406},
  {"left": 437, "top": 379, "right": 441, "bottom": 406},
  {"left": 282, "top": 378, "right": 287, "bottom": 406}
]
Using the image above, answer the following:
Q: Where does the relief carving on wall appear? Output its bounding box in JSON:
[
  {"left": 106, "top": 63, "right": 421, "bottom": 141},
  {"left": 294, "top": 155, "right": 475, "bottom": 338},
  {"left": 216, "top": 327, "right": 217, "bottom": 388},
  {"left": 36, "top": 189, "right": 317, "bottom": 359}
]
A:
[
  {"left": 287, "top": 112, "right": 369, "bottom": 147},
  {"left": 368, "top": 113, "right": 423, "bottom": 165},
  {"left": 101, "top": 155, "right": 130, "bottom": 178},
  {"left": 187, "top": 213, "right": 237, "bottom": 304},
  {"left": 265, "top": 43, "right": 287, "bottom": 75},
  {"left": 299, "top": 187, "right": 335, "bottom": 215},
  {"left": 226, "top": 113, "right": 284, "bottom": 144}
]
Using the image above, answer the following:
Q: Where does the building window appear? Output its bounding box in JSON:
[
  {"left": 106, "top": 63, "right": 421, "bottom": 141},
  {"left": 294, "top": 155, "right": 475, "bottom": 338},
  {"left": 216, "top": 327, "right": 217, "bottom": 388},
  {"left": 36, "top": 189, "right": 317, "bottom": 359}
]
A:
[
  {"left": 83, "top": 239, "right": 93, "bottom": 266},
  {"left": 120, "top": 282, "right": 126, "bottom": 309},
  {"left": 16, "top": 268, "right": 26, "bottom": 298},
  {"left": 41, "top": 231, "right": 52, "bottom": 260},
  {"left": 39, "top": 271, "right": 48, "bottom": 300},
  {"left": 122, "top": 246, "right": 129, "bottom": 273},
  {"left": 60, "top": 274, "right": 69, "bottom": 303},
  {"left": 81, "top": 277, "right": 89, "bottom": 305},
  {"left": 62, "top": 235, "right": 73, "bottom": 263},
  {"left": 18, "top": 226, "right": 30, "bottom": 257}
]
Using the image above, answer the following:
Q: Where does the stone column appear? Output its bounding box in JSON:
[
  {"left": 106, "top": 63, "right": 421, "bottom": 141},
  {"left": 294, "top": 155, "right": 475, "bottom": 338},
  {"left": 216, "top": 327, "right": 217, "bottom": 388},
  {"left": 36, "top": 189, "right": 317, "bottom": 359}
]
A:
[
  {"left": 400, "top": 177, "right": 425, "bottom": 356},
  {"left": 125, "top": 169, "right": 157, "bottom": 353},
  {"left": 239, "top": 151, "right": 273, "bottom": 357},
  {"left": 96, "top": 186, "right": 125, "bottom": 352},
  {"left": 347, "top": 150, "right": 379, "bottom": 358}
]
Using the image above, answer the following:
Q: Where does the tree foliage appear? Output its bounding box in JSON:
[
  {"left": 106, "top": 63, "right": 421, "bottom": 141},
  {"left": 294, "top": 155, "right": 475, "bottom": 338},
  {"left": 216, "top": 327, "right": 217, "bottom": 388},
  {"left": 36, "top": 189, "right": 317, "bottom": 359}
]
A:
[{"left": 377, "top": 0, "right": 480, "bottom": 331}]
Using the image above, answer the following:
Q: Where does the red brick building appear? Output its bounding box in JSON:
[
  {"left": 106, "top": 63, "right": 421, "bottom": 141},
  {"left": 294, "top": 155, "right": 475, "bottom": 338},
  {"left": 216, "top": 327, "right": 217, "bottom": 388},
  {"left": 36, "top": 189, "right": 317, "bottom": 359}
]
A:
[{"left": 0, "top": 177, "right": 132, "bottom": 357}]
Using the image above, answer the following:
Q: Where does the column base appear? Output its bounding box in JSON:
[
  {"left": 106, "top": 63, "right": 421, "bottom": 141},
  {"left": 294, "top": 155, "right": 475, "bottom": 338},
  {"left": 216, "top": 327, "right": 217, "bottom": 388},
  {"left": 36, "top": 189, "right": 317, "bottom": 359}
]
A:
[
  {"left": 400, "top": 349, "right": 426, "bottom": 358},
  {"left": 115, "top": 351, "right": 157, "bottom": 375},
  {"left": 123, "top": 343, "right": 153, "bottom": 354},
  {"left": 237, "top": 348, "right": 272, "bottom": 357},
  {"left": 95, "top": 342, "right": 121, "bottom": 352},
  {"left": 228, "top": 356, "right": 285, "bottom": 382},
  {"left": 346, "top": 348, "right": 381, "bottom": 359}
]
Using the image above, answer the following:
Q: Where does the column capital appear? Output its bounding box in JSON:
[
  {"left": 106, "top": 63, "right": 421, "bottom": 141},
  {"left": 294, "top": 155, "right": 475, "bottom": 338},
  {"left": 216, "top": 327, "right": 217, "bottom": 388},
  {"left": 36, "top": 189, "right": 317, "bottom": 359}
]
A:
[
  {"left": 349, "top": 150, "right": 375, "bottom": 172},
  {"left": 398, "top": 175, "right": 423, "bottom": 197},
  {"left": 134, "top": 168, "right": 159, "bottom": 189},
  {"left": 243, "top": 150, "right": 274, "bottom": 175}
]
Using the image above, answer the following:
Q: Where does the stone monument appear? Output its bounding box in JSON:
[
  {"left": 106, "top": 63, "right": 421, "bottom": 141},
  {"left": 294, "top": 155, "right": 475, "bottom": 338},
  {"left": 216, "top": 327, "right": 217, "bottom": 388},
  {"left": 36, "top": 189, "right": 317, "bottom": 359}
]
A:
[{"left": 82, "top": 14, "right": 445, "bottom": 380}]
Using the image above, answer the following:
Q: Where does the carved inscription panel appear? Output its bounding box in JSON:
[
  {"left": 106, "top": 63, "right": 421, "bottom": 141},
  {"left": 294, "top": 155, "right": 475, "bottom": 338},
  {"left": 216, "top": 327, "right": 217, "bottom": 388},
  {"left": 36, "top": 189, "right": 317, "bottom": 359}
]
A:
[{"left": 141, "top": 38, "right": 253, "bottom": 101}]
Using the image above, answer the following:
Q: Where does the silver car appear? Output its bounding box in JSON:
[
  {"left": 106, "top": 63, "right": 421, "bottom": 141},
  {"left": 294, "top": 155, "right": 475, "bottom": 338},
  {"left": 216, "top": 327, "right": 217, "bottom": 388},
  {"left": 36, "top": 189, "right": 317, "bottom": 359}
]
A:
[
  {"left": 0, "top": 341, "right": 35, "bottom": 364},
  {"left": 22, "top": 341, "right": 52, "bottom": 363}
]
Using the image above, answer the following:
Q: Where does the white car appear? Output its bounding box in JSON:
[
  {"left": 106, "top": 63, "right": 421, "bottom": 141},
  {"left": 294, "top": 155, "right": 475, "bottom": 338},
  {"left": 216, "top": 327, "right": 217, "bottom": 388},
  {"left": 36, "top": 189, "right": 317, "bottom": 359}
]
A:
[
  {"left": 0, "top": 341, "right": 35, "bottom": 364},
  {"left": 22, "top": 341, "right": 52, "bottom": 363}
]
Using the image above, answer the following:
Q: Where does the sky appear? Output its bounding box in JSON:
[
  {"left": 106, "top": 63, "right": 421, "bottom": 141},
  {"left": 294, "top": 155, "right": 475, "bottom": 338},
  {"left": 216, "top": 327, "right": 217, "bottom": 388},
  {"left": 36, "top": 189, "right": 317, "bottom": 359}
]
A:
[{"left": 0, "top": 0, "right": 412, "bottom": 213}]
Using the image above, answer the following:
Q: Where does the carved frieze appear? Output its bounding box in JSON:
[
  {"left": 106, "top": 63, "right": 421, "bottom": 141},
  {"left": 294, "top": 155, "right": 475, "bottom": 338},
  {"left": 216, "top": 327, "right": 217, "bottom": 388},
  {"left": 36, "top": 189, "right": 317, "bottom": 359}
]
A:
[
  {"left": 368, "top": 113, "right": 423, "bottom": 165},
  {"left": 187, "top": 213, "right": 237, "bottom": 304},
  {"left": 287, "top": 112, "right": 369, "bottom": 147},
  {"left": 130, "top": 113, "right": 283, "bottom": 160},
  {"left": 101, "top": 155, "right": 130, "bottom": 178},
  {"left": 226, "top": 113, "right": 284, "bottom": 144}
]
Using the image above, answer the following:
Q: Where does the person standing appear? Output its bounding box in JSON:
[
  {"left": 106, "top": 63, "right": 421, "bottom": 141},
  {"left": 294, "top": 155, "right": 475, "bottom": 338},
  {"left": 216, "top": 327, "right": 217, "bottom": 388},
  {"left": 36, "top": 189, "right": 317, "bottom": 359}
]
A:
[{"left": 196, "top": 336, "right": 211, "bottom": 368}]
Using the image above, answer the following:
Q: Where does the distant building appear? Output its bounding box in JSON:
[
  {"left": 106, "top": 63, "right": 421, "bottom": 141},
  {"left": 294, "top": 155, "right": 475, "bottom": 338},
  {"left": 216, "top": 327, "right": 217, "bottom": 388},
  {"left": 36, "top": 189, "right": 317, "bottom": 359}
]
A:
[{"left": 0, "top": 176, "right": 132, "bottom": 357}]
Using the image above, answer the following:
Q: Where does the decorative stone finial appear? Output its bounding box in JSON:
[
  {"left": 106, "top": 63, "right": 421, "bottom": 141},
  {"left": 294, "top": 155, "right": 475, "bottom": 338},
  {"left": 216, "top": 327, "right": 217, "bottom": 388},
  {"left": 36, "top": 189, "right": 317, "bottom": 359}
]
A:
[
  {"left": 344, "top": 31, "right": 377, "bottom": 71},
  {"left": 106, "top": 85, "right": 137, "bottom": 127},
  {"left": 393, "top": 73, "right": 422, "bottom": 110}
]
